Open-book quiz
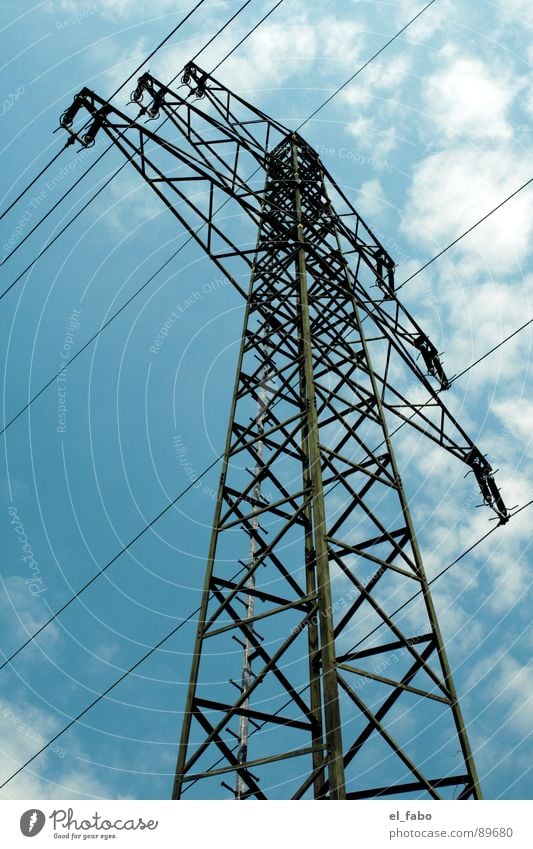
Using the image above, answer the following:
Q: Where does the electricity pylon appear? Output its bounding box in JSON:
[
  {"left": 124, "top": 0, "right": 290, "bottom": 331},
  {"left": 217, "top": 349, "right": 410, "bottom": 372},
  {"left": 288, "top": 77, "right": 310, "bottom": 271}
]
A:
[{"left": 60, "top": 63, "right": 509, "bottom": 800}]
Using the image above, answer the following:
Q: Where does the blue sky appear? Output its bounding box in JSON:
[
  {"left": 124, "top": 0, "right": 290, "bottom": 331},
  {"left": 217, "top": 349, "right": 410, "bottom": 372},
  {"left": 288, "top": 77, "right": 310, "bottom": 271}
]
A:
[{"left": 0, "top": 0, "right": 531, "bottom": 800}]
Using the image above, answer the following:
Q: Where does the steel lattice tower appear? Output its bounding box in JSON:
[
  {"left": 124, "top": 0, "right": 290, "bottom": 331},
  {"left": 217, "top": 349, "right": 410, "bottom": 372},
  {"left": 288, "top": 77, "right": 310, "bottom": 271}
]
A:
[{"left": 60, "top": 63, "right": 509, "bottom": 800}]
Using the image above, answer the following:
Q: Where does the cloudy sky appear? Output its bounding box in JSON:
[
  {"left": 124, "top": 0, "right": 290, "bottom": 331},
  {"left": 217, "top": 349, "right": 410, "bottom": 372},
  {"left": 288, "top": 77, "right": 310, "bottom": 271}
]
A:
[{"left": 0, "top": 0, "right": 531, "bottom": 800}]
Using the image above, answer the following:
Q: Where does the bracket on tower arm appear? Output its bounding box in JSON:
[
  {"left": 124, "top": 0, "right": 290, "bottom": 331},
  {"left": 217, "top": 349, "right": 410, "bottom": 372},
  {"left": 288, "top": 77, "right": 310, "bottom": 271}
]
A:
[
  {"left": 466, "top": 448, "right": 509, "bottom": 524},
  {"left": 60, "top": 87, "right": 111, "bottom": 148},
  {"left": 412, "top": 334, "right": 450, "bottom": 390}
]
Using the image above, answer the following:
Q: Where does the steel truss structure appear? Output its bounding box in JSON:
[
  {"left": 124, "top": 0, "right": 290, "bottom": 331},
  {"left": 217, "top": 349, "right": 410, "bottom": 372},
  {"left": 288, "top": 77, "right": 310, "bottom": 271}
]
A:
[{"left": 60, "top": 62, "right": 509, "bottom": 800}]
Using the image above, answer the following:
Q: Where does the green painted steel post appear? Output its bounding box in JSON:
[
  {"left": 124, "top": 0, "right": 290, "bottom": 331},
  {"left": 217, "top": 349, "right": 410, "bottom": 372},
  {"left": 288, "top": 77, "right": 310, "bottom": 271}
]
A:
[{"left": 291, "top": 135, "right": 346, "bottom": 800}]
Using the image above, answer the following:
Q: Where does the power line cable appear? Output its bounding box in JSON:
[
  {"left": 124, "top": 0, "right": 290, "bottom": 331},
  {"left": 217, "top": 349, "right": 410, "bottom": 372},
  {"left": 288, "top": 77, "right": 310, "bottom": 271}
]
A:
[
  {"left": 0, "top": 452, "right": 223, "bottom": 674},
  {"left": 1, "top": 6, "right": 294, "bottom": 430},
  {"left": 6, "top": 0, "right": 527, "bottom": 791},
  {"left": 211, "top": 0, "right": 286, "bottom": 72},
  {"left": 0, "top": 0, "right": 208, "bottom": 223},
  {"left": 1, "top": 10, "right": 290, "bottom": 431},
  {"left": 343, "top": 499, "right": 533, "bottom": 658},
  {"left": 2, "top": 0, "right": 529, "bottom": 637},
  {"left": 296, "top": 0, "right": 438, "bottom": 131},
  {"left": 0, "top": 551, "right": 254, "bottom": 791},
  {"left": 1, "top": 385, "right": 285, "bottom": 669},
  {"left": 396, "top": 178, "right": 533, "bottom": 291},
  {"left": 0, "top": 604, "right": 201, "bottom": 792},
  {"left": 0, "top": 0, "right": 267, "bottom": 301},
  {"left": 4, "top": 494, "right": 529, "bottom": 792},
  {"left": 4, "top": 161, "right": 532, "bottom": 438},
  {"left": 0, "top": 157, "right": 131, "bottom": 302},
  {"left": 449, "top": 318, "right": 533, "bottom": 385},
  {"left": 0, "top": 144, "right": 120, "bottom": 269},
  {"left": 107, "top": 0, "right": 209, "bottom": 101},
  {"left": 1, "top": 239, "right": 188, "bottom": 436},
  {"left": 190, "top": 0, "right": 254, "bottom": 65},
  {"left": 0, "top": 148, "right": 66, "bottom": 224}
]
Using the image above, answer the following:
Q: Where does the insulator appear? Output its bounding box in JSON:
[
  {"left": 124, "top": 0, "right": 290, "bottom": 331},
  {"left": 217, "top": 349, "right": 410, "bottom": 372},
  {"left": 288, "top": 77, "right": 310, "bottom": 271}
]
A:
[
  {"left": 385, "top": 259, "right": 395, "bottom": 293},
  {"left": 182, "top": 62, "right": 195, "bottom": 85},
  {"left": 195, "top": 73, "right": 208, "bottom": 98},
  {"left": 82, "top": 106, "right": 109, "bottom": 147},
  {"left": 60, "top": 93, "right": 83, "bottom": 128},
  {"left": 465, "top": 448, "right": 509, "bottom": 524},
  {"left": 130, "top": 83, "right": 144, "bottom": 103},
  {"left": 147, "top": 93, "right": 164, "bottom": 120},
  {"left": 130, "top": 72, "right": 151, "bottom": 103},
  {"left": 83, "top": 120, "right": 100, "bottom": 147},
  {"left": 413, "top": 333, "right": 449, "bottom": 390}
]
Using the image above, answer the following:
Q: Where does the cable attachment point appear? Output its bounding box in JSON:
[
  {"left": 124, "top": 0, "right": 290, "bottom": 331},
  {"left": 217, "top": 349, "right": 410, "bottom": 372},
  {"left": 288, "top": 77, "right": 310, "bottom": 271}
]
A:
[
  {"left": 412, "top": 334, "right": 450, "bottom": 390},
  {"left": 82, "top": 106, "right": 111, "bottom": 147},
  {"left": 147, "top": 90, "right": 165, "bottom": 120},
  {"left": 181, "top": 61, "right": 208, "bottom": 98},
  {"left": 374, "top": 251, "right": 395, "bottom": 299},
  {"left": 60, "top": 92, "right": 85, "bottom": 129},
  {"left": 465, "top": 448, "right": 509, "bottom": 525},
  {"left": 129, "top": 72, "right": 151, "bottom": 104},
  {"left": 182, "top": 62, "right": 194, "bottom": 85}
]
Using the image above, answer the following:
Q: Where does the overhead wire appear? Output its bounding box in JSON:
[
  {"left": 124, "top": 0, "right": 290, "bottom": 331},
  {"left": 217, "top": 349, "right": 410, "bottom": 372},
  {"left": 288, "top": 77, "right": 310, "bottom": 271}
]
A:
[
  {"left": 449, "top": 317, "right": 533, "bottom": 385},
  {"left": 0, "top": 0, "right": 209, "bottom": 224},
  {"left": 0, "top": 603, "right": 201, "bottom": 792},
  {"left": 1, "top": 377, "right": 289, "bottom": 673},
  {"left": 190, "top": 0, "right": 254, "bottom": 64},
  {"left": 0, "top": 452, "right": 223, "bottom": 674},
  {"left": 1, "top": 0, "right": 529, "bottom": 567},
  {"left": 0, "top": 148, "right": 66, "bottom": 223},
  {"left": 3, "top": 492, "right": 529, "bottom": 792},
  {"left": 0, "top": 157, "right": 131, "bottom": 302},
  {"left": 3, "top": 203, "right": 531, "bottom": 439},
  {"left": 0, "top": 539, "right": 255, "bottom": 792},
  {"left": 210, "top": 0, "right": 286, "bottom": 72},
  {"left": 1, "top": 0, "right": 289, "bottom": 426},
  {"left": 296, "top": 0, "right": 438, "bottom": 131},
  {"left": 0, "top": 239, "right": 188, "bottom": 436},
  {"left": 396, "top": 177, "right": 533, "bottom": 292},
  {"left": 4, "top": 291, "right": 526, "bottom": 675},
  {"left": 2, "top": 0, "right": 531, "bottom": 787},
  {"left": 0, "top": 145, "right": 123, "bottom": 271},
  {"left": 0, "top": 0, "right": 276, "bottom": 302},
  {"left": 0, "top": 1, "right": 293, "bottom": 785},
  {"left": 343, "top": 499, "right": 533, "bottom": 659}
]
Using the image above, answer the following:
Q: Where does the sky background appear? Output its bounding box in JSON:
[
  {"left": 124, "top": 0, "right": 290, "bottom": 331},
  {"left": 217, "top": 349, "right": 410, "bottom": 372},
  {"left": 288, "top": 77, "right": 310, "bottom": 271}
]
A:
[{"left": 0, "top": 0, "right": 531, "bottom": 800}]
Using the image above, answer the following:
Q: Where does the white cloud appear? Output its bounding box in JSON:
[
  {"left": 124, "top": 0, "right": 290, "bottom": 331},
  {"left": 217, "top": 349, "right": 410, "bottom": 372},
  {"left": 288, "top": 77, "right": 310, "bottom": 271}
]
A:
[
  {"left": 0, "top": 577, "right": 60, "bottom": 654},
  {"left": 400, "top": 147, "right": 533, "bottom": 276},
  {"left": 357, "top": 178, "right": 388, "bottom": 217},
  {"left": 423, "top": 54, "right": 516, "bottom": 141},
  {"left": 492, "top": 396, "right": 533, "bottom": 459},
  {"left": 0, "top": 696, "right": 116, "bottom": 799},
  {"left": 346, "top": 115, "right": 400, "bottom": 159},
  {"left": 92, "top": 7, "right": 365, "bottom": 108},
  {"left": 390, "top": 0, "right": 457, "bottom": 41},
  {"left": 470, "top": 652, "right": 533, "bottom": 738},
  {"left": 496, "top": 0, "right": 533, "bottom": 27},
  {"left": 202, "top": 14, "right": 364, "bottom": 93}
]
